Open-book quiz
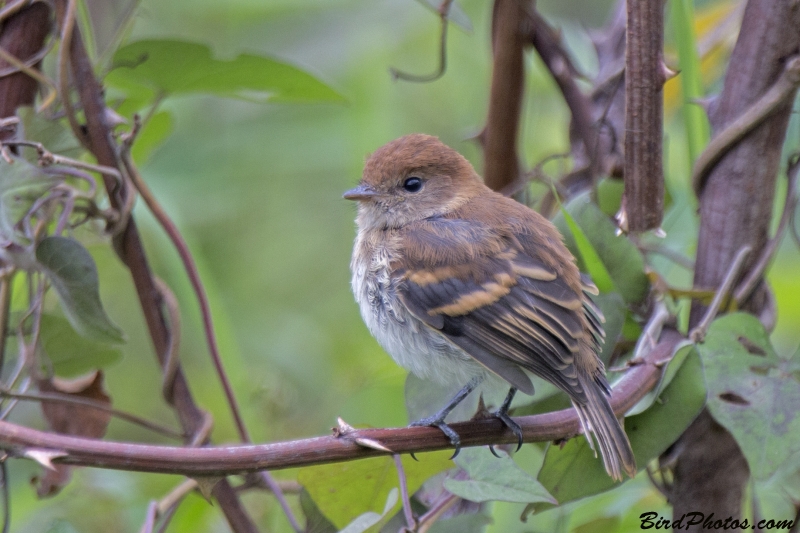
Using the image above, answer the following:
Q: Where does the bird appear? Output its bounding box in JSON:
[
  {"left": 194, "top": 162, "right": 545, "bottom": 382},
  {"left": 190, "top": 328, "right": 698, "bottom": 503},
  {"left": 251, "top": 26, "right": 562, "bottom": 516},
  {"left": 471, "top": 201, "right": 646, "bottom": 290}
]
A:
[{"left": 344, "top": 133, "right": 636, "bottom": 480}]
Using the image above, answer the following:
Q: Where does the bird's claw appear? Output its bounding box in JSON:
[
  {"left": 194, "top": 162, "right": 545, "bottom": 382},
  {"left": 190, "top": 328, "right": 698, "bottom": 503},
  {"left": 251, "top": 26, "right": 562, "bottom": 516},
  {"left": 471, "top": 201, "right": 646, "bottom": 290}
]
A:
[
  {"left": 495, "top": 409, "right": 524, "bottom": 452},
  {"left": 410, "top": 417, "right": 462, "bottom": 458}
]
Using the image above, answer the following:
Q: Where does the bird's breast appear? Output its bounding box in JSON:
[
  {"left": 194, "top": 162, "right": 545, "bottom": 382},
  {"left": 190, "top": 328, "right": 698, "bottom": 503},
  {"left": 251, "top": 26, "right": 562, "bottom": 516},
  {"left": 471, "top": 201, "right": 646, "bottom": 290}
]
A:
[{"left": 349, "top": 231, "right": 484, "bottom": 386}]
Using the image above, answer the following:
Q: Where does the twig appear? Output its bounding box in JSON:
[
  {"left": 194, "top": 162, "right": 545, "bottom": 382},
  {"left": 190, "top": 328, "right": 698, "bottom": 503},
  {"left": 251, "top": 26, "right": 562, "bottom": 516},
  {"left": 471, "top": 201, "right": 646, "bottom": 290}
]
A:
[
  {"left": 0, "top": 0, "right": 28, "bottom": 24},
  {"left": 56, "top": 0, "right": 83, "bottom": 145},
  {"left": 0, "top": 389, "right": 184, "bottom": 440},
  {"left": 394, "top": 454, "right": 416, "bottom": 532},
  {"left": 734, "top": 154, "right": 799, "bottom": 305},
  {"left": 690, "top": 245, "right": 751, "bottom": 343},
  {"left": 0, "top": 331, "right": 683, "bottom": 475},
  {"left": 692, "top": 56, "right": 800, "bottom": 196},
  {"left": 632, "top": 300, "right": 670, "bottom": 361},
  {"left": 525, "top": 8, "right": 599, "bottom": 177},
  {"left": 636, "top": 241, "right": 695, "bottom": 270},
  {"left": 119, "top": 153, "right": 250, "bottom": 442},
  {"left": 139, "top": 501, "right": 157, "bottom": 533},
  {"left": 0, "top": 275, "right": 12, "bottom": 377},
  {"left": 0, "top": 460, "right": 7, "bottom": 533},
  {"left": 151, "top": 278, "right": 181, "bottom": 404},
  {"left": 54, "top": 0, "right": 260, "bottom": 528},
  {"left": 390, "top": 0, "right": 453, "bottom": 82},
  {"left": 258, "top": 471, "right": 303, "bottom": 532},
  {"left": 416, "top": 493, "right": 459, "bottom": 533},
  {"left": 1, "top": 140, "right": 122, "bottom": 181}
]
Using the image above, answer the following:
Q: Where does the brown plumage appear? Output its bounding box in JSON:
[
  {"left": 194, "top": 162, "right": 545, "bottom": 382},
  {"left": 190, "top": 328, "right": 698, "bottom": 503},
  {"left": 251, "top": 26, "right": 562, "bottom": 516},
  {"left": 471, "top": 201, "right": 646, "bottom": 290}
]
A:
[{"left": 346, "top": 134, "right": 636, "bottom": 480}]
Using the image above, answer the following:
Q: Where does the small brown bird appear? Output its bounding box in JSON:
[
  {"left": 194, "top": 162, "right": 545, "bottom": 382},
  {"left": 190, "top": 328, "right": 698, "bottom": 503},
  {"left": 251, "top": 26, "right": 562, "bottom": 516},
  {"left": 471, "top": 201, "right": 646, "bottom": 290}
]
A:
[{"left": 345, "top": 134, "right": 636, "bottom": 480}]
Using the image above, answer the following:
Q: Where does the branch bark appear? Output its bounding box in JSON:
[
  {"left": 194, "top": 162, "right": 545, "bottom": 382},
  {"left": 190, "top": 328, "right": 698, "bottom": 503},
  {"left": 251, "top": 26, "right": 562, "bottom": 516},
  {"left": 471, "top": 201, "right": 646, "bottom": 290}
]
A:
[
  {"left": 672, "top": 0, "right": 800, "bottom": 527},
  {"left": 622, "top": 0, "right": 665, "bottom": 232},
  {"left": 481, "top": 0, "right": 527, "bottom": 192},
  {"left": 0, "top": 3, "right": 51, "bottom": 130},
  {"left": 0, "top": 331, "right": 682, "bottom": 475}
]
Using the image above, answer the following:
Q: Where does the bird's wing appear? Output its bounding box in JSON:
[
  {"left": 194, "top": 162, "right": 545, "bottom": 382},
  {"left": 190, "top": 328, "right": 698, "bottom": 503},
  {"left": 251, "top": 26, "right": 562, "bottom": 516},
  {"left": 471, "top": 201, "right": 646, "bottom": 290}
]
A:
[{"left": 395, "top": 217, "right": 603, "bottom": 401}]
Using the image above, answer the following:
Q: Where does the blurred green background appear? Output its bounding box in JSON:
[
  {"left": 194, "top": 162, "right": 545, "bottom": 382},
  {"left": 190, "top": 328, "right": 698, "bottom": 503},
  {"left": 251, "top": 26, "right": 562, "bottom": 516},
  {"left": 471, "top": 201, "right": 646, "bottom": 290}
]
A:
[{"left": 8, "top": 0, "right": 800, "bottom": 531}]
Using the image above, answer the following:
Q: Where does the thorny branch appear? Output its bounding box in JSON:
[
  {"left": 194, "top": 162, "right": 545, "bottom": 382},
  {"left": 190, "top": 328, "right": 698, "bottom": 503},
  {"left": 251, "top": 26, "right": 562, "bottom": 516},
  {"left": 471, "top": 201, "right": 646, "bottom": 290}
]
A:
[
  {"left": 0, "top": 330, "right": 683, "bottom": 475},
  {"left": 620, "top": 0, "right": 665, "bottom": 233},
  {"left": 480, "top": 0, "right": 527, "bottom": 192},
  {"left": 525, "top": 7, "right": 600, "bottom": 178}
]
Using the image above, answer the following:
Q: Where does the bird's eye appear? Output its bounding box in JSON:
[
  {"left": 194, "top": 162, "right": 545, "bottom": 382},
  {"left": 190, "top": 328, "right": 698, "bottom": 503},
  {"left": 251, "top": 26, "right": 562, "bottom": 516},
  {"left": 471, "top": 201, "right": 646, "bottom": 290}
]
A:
[{"left": 403, "top": 177, "right": 423, "bottom": 193}]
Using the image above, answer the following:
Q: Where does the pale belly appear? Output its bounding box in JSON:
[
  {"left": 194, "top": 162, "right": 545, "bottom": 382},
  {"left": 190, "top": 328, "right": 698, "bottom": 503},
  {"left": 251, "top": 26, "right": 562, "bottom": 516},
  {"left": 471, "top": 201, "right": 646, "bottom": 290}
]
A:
[{"left": 351, "top": 248, "right": 486, "bottom": 388}]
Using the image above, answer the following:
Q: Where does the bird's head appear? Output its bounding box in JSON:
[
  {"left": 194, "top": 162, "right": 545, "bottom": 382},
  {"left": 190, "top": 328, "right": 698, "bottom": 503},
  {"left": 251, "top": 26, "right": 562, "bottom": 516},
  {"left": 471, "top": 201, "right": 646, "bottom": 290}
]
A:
[{"left": 344, "top": 134, "right": 483, "bottom": 230}]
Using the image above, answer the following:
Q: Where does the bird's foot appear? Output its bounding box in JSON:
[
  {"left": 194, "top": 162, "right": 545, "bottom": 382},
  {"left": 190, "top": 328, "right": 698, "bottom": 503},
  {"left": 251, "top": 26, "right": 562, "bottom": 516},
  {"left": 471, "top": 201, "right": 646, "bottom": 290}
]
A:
[
  {"left": 410, "top": 415, "right": 462, "bottom": 458},
  {"left": 489, "top": 387, "right": 523, "bottom": 457}
]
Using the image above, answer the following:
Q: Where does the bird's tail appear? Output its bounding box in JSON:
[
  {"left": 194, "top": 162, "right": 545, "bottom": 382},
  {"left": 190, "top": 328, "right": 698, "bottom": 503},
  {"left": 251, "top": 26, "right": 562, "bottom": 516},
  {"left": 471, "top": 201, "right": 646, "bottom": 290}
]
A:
[{"left": 572, "top": 369, "right": 637, "bottom": 481}]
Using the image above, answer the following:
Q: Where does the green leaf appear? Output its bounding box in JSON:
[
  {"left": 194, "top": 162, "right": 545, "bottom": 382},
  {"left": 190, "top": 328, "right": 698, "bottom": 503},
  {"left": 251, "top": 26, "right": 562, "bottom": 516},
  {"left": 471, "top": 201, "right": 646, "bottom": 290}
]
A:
[
  {"left": 339, "top": 488, "right": 398, "bottom": 533},
  {"left": 553, "top": 193, "right": 650, "bottom": 303},
  {"left": 697, "top": 313, "right": 800, "bottom": 480},
  {"left": 627, "top": 340, "right": 694, "bottom": 415},
  {"left": 298, "top": 452, "right": 453, "bottom": 529},
  {"left": 670, "top": 0, "right": 710, "bottom": 166},
  {"left": 35, "top": 237, "right": 125, "bottom": 344},
  {"left": 559, "top": 206, "right": 615, "bottom": 294},
  {"left": 425, "top": 514, "right": 493, "bottom": 533},
  {"left": 106, "top": 39, "right": 345, "bottom": 103},
  {"left": 39, "top": 314, "right": 123, "bottom": 377},
  {"left": 529, "top": 348, "right": 705, "bottom": 513},
  {"left": 596, "top": 178, "right": 624, "bottom": 217},
  {"left": 444, "top": 447, "right": 555, "bottom": 504},
  {"left": 299, "top": 489, "right": 337, "bottom": 533},
  {"left": 131, "top": 110, "right": 174, "bottom": 164}
]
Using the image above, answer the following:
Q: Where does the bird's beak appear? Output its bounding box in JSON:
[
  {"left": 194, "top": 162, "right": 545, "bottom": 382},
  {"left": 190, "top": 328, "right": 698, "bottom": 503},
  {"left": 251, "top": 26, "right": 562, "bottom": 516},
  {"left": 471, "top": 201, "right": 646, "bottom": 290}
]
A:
[{"left": 343, "top": 184, "right": 379, "bottom": 201}]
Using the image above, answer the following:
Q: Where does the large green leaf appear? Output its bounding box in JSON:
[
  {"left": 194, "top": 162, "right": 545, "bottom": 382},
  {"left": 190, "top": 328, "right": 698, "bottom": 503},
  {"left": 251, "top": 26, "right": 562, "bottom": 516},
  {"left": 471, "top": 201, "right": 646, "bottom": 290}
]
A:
[
  {"left": 444, "top": 447, "right": 555, "bottom": 504},
  {"left": 553, "top": 193, "right": 649, "bottom": 303},
  {"left": 299, "top": 489, "right": 338, "bottom": 533},
  {"left": 298, "top": 451, "right": 452, "bottom": 529},
  {"left": 39, "top": 314, "right": 123, "bottom": 377},
  {"left": 697, "top": 313, "right": 800, "bottom": 480},
  {"left": 35, "top": 237, "right": 125, "bottom": 344},
  {"left": 560, "top": 206, "right": 615, "bottom": 294},
  {"left": 106, "top": 39, "right": 345, "bottom": 103},
  {"left": 339, "top": 489, "right": 398, "bottom": 533},
  {"left": 528, "top": 348, "right": 705, "bottom": 513}
]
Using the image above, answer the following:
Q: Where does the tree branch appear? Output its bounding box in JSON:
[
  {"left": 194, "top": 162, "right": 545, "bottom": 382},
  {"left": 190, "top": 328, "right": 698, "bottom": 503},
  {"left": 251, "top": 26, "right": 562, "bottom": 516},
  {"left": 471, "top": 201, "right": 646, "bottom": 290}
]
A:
[
  {"left": 526, "top": 8, "right": 599, "bottom": 178},
  {"left": 0, "top": 331, "right": 683, "bottom": 475},
  {"left": 622, "top": 0, "right": 665, "bottom": 232},
  {"left": 674, "top": 0, "right": 800, "bottom": 525},
  {"left": 481, "top": 0, "right": 527, "bottom": 192},
  {"left": 51, "top": 2, "right": 259, "bottom": 530}
]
